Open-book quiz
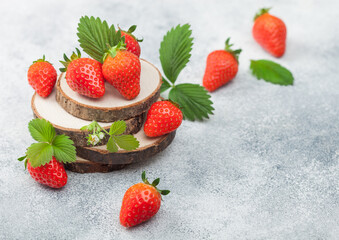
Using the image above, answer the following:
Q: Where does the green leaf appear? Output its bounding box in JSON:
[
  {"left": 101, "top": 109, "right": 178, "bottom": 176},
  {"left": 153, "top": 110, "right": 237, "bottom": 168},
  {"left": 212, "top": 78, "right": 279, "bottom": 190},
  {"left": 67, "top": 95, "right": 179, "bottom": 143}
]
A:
[
  {"left": 169, "top": 83, "right": 214, "bottom": 121},
  {"left": 254, "top": 8, "right": 271, "bottom": 21},
  {"left": 24, "top": 159, "right": 28, "bottom": 169},
  {"left": 77, "top": 16, "right": 121, "bottom": 63},
  {"left": 113, "top": 135, "right": 139, "bottom": 151},
  {"left": 127, "top": 25, "right": 137, "bottom": 33},
  {"left": 160, "top": 190, "right": 170, "bottom": 195},
  {"left": 159, "top": 24, "right": 193, "bottom": 83},
  {"left": 107, "top": 137, "right": 118, "bottom": 153},
  {"left": 109, "top": 121, "right": 126, "bottom": 135},
  {"left": 152, "top": 178, "right": 160, "bottom": 187},
  {"left": 142, "top": 171, "right": 146, "bottom": 182},
  {"left": 18, "top": 155, "right": 28, "bottom": 169},
  {"left": 28, "top": 118, "right": 56, "bottom": 143},
  {"left": 80, "top": 125, "right": 88, "bottom": 131},
  {"left": 52, "top": 135, "right": 76, "bottom": 164},
  {"left": 160, "top": 77, "right": 172, "bottom": 93},
  {"left": 26, "top": 143, "right": 54, "bottom": 168},
  {"left": 18, "top": 156, "right": 27, "bottom": 161},
  {"left": 250, "top": 60, "right": 294, "bottom": 86},
  {"left": 80, "top": 121, "right": 99, "bottom": 132}
]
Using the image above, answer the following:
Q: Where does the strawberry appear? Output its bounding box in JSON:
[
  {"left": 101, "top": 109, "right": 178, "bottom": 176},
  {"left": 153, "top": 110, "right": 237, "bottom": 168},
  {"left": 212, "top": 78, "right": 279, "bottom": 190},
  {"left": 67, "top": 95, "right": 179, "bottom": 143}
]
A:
[
  {"left": 120, "top": 25, "right": 142, "bottom": 57},
  {"left": 252, "top": 8, "right": 287, "bottom": 57},
  {"left": 144, "top": 101, "right": 183, "bottom": 137},
  {"left": 27, "top": 55, "right": 57, "bottom": 97},
  {"left": 120, "top": 171, "right": 170, "bottom": 227},
  {"left": 60, "top": 48, "right": 105, "bottom": 98},
  {"left": 27, "top": 156, "right": 67, "bottom": 188},
  {"left": 102, "top": 42, "right": 141, "bottom": 100},
  {"left": 203, "top": 38, "right": 241, "bottom": 92}
]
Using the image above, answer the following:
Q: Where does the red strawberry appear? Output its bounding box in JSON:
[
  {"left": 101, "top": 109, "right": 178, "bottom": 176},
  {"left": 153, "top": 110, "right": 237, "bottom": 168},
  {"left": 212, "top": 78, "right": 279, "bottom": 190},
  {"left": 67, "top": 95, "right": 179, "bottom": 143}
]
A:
[
  {"left": 144, "top": 101, "right": 183, "bottom": 137},
  {"left": 203, "top": 38, "right": 241, "bottom": 92},
  {"left": 120, "top": 25, "right": 142, "bottom": 57},
  {"left": 120, "top": 171, "right": 170, "bottom": 227},
  {"left": 27, "top": 55, "right": 57, "bottom": 97},
  {"left": 252, "top": 8, "right": 287, "bottom": 57},
  {"left": 60, "top": 48, "right": 105, "bottom": 98},
  {"left": 27, "top": 156, "right": 67, "bottom": 188},
  {"left": 102, "top": 42, "right": 141, "bottom": 100}
]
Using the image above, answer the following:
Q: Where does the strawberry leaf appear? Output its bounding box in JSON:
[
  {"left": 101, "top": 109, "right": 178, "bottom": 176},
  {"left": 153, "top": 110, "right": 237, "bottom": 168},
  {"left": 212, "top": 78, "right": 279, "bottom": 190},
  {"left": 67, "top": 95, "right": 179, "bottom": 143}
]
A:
[
  {"left": 113, "top": 135, "right": 139, "bottom": 151},
  {"left": 169, "top": 83, "right": 214, "bottom": 121},
  {"left": 28, "top": 119, "right": 55, "bottom": 143},
  {"left": 26, "top": 143, "right": 54, "bottom": 168},
  {"left": 109, "top": 120, "right": 126, "bottom": 135},
  {"left": 77, "top": 16, "right": 121, "bottom": 63},
  {"left": 159, "top": 24, "right": 214, "bottom": 121},
  {"left": 250, "top": 59, "right": 294, "bottom": 86},
  {"left": 52, "top": 135, "right": 76, "bottom": 164},
  {"left": 159, "top": 24, "right": 193, "bottom": 84},
  {"left": 107, "top": 137, "right": 118, "bottom": 153},
  {"left": 160, "top": 77, "right": 172, "bottom": 93}
]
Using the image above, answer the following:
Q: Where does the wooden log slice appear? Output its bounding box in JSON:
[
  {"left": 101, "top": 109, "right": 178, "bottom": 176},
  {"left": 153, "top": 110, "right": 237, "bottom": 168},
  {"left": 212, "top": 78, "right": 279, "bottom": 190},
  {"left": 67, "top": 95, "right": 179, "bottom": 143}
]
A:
[
  {"left": 31, "top": 90, "right": 145, "bottom": 147},
  {"left": 64, "top": 157, "right": 126, "bottom": 173},
  {"left": 76, "top": 130, "right": 176, "bottom": 165},
  {"left": 56, "top": 59, "right": 162, "bottom": 122}
]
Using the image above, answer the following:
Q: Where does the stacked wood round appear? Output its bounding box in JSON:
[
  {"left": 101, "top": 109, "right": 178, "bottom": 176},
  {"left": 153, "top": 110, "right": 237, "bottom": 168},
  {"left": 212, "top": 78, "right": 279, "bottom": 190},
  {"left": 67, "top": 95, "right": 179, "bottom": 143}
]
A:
[{"left": 31, "top": 60, "right": 176, "bottom": 173}]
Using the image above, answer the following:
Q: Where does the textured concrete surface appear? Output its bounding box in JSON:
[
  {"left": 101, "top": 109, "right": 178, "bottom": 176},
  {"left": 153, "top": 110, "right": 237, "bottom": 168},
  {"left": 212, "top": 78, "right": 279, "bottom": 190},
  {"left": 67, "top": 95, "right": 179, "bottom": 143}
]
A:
[{"left": 1, "top": 0, "right": 339, "bottom": 239}]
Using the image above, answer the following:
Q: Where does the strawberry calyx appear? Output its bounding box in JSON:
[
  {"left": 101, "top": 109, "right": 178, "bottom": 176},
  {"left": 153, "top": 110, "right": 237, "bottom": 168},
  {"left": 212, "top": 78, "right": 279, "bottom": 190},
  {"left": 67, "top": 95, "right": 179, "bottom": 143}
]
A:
[
  {"left": 254, "top": 7, "right": 271, "bottom": 21},
  {"left": 31, "top": 55, "right": 52, "bottom": 66},
  {"left": 224, "top": 38, "right": 242, "bottom": 63},
  {"left": 141, "top": 171, "right": 170, "bottom": 196},
  {"left": 59, "top": 48, "right": 82, "bottom": 72},
  {"left": 103, "top": 40, "right": 126, "bottom": 61},
  {"left": 18, "top": 155, "right": 29, "bottom": 169},
  {"left": 166, "top": 99, "right": 181, "bottom": 110},
  {"left": 119, "top": 25, "right": 143, "bottom": 42}
]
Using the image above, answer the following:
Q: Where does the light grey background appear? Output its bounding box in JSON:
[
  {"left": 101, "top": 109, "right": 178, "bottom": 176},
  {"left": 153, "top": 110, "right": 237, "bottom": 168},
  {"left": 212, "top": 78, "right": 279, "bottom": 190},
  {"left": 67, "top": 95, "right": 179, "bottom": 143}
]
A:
[{"left": 1, "top": 0, "right": 338, "bottom": 239}]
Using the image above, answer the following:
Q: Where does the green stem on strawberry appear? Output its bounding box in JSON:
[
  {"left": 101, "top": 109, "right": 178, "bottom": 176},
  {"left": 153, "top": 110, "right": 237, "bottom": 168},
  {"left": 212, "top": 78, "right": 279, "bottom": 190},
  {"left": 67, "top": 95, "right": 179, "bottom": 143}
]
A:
[
  {"left": 254, "top": 7, "right": 271, "bottom": 21},
  {"left": 225, "top": 38, "right": 242, "bottom": 63},
  {"left": 141, "top": 171, "right": 170, "bottom": 196},
  {"left": 102, "top": 40, "right": 126, "bottom": 62},
  {"left": 118, "top": 24, "right": 143, "bottom": 42},
  {"left": 59, "top": 48, "right": 82, "bottom": 72},
  {"left": 32, "top": 55, "right": 51, "bottom": 64},
  {"left": 18, "top": 119, "right": 76, "bottom": 168}
]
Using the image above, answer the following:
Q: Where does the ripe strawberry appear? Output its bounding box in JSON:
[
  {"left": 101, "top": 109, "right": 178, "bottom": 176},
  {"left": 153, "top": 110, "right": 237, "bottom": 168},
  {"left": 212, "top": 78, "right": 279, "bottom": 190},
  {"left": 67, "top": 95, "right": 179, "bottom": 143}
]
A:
[
  {"left": 102, "top": 42, "right": 141, "bottom": 100},
  {"left": 27, "top": 156, "right": 67, "bottom": 188},
  {"left": 120, "top": 25, "right": 142, "bottom": 57},
  {"left": 144, "top": 101, "right": 183, "bottom": 137},
  {"left": 27, "top": 56, "right": 57, "bottom": 97},
  {"left": 120, "top": 171, "right": 170, "bottom": 227},
  {"left": 252, "top": 8, "right": 287, "bottom": 57},
  {"left": 60, "top": 48, "right": 105, "bottom": 98},
  {"left": 203, "top": 38, "right": 241, "bottom": 92}
]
